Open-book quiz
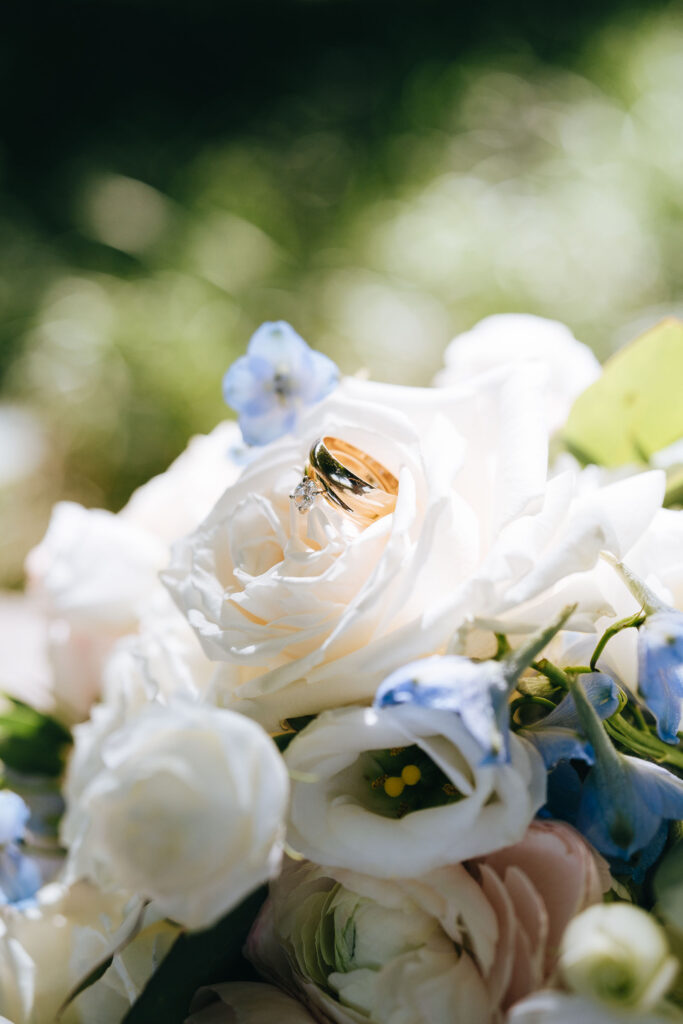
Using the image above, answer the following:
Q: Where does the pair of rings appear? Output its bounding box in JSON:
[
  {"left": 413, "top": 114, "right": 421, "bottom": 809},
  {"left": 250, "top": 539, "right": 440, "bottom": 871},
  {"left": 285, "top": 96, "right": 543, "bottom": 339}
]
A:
[{"left": 290, "top": 436, "right": 398, "bottom": 527}]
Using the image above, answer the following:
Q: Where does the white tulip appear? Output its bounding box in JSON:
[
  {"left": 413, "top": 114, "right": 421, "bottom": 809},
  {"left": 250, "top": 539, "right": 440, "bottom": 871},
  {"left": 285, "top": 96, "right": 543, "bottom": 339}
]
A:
[{"left": 64, "top": 700, "right": 289, "bottom": 930}]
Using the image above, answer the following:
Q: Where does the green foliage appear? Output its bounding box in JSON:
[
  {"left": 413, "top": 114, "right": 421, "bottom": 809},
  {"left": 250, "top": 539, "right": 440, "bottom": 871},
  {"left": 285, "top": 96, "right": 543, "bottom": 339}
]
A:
[
  {"left": 0, "top": 697, "right": 71, "bottom": 777},
  {"left": 564, "top": 319, "right": 683, "bottom": 468},
  {"left": 654, "top": 828, "right": 683, "bottom": 931},
  {"left": 122, "top": 888, "right": 266, "bottom": 1024}
]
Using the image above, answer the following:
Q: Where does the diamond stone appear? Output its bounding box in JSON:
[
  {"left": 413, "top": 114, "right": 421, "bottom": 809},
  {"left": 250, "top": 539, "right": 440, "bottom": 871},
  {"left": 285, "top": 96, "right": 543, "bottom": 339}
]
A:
[{"left": 291, "top": 477, "right": 321, "bottom": 513}]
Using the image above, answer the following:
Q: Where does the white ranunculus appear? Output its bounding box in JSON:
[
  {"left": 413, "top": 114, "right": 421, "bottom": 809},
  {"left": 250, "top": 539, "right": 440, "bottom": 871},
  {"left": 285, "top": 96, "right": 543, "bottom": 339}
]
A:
[
  {"left": 0, "top": 880, "right": 179, "bottom": 1024},
  {"left": 558, "top": 904, "right": 679, "bottom": 1014},
  {"left": 121, "top": 420, "right": 243, "bottom": 545},
  {"left": 247, "top": 859, "right": 493, "bottom": 1024},
  {"left": 434, "top": 313, "right": 600, "bottom": 432},
  {"left": 25, "top": 502, "right": 169, "bottom": 722},
  {"left": 187, "top": 983, "right": 318, "bottom": 1024},
  {"left": 284, "top": 704, "right": 546, "bottom": 876},
  {"left": 163, "top": 372, "right": 664, "bottom": 728},
  {"left": 64, "top": 700, "right": 289, "bottom": 930}
]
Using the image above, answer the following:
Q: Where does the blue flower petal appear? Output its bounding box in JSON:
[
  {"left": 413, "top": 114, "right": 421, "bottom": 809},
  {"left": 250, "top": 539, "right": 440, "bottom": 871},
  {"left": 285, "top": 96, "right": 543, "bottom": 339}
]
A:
[
  {"left": 577, "top": 754, "right": 683, "bottom": 859},
  {"left": 0, "top": 791, "right": 30, "bottom": 846},
  {"left": 523, "top": 728, "right": 593, "bottom": 769},
  {"left": 542, "top": 761, "right": 583, "bottom": 824},
  {"left": 609, "top": 819, "right": 669, "bottom": 882},
  {"left": 247, "top": 321, "right": 310, "bottom": 370},
  {"left": 0, "top": 845, "right": 41, "bottom": 906},
  {"left": 520, "top": 673, "right": 618, "bottom": 768},
  {"left": 223, "top": 322, "right": 340, "bottom": 446},
  {"left": 638, "top": 610, "right": 683, "bottom": 744},
  {"left": 375, "top": 655, "right": 510, "bottom": 764}
]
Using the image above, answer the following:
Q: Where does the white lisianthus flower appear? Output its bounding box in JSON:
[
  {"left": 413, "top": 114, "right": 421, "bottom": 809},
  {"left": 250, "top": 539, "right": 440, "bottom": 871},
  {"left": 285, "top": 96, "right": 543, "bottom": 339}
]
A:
[
  {"left": 0, "top": 881, "right": 179, "bottom": 1024},
  {"left": 284, "top": 704, "right": 546, "bottom": 876},
  {"left": 435, "top": 313, "right": 600, "bottom": 432},
  {"left": 558, "top": 904, "right": 679, "bottom": 1014},
  {"left": 63, "top": 700, "right": 289, "bottom": 930},
  {"left": 164, "top": 371, "right": 664, "bottom": 728},
  {"left": 187, "top": 983, "right": 318, "bottom": 1024}
]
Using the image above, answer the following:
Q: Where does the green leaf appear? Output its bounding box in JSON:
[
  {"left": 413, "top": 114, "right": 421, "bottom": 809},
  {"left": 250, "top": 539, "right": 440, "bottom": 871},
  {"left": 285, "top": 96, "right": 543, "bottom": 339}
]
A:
[
  {"left": 654, "top": 832, "right": 683, "bottom": 931},
  {"left": 0, "top": 697, "right": 72, "bottom": 777},
  {"left": 121, "top": 887, "right": 266, "bottom": 1024},
  {"left": 564, "top": 318, "right": 683, "bottom": 467}
]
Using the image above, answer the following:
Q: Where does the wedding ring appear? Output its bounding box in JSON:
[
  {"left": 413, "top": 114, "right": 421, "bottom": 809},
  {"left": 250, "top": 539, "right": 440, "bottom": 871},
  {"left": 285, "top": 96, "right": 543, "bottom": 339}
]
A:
[{"left": 290, "top": 436, "right": 398, "bottom": 526}]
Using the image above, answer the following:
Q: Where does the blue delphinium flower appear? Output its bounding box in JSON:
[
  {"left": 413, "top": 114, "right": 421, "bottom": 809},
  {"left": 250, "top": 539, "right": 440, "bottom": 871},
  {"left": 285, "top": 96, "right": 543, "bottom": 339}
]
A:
[
  {"left": 375, "top": 606, "right": 576, "bottom": 765},
  {"left": 638, "top": 609, "right": 683, "bottom": 744},
  {"left": 222, "top": 321, "right": 340, "bottom": 446},
  {"left": 520, "top": 672, "right": 620, "bottom": 768},
  {"left": 605, "top": 557, "right": 683, "bottom": 744},
  {"left": 558, "top": 674, "right": 683, "bottom": 861},
  {"left": 376, "top": 655, "right": 510, "bottom": 764},
  {"left": 0, "top": 790, "right": 41, "bottom": 906}
]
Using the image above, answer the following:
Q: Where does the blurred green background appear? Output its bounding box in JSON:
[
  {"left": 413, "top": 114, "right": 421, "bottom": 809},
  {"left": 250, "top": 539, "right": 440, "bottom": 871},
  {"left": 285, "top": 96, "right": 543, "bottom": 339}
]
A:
[{"left": 1, "top": 0, "right": 683, "bottom": 586}]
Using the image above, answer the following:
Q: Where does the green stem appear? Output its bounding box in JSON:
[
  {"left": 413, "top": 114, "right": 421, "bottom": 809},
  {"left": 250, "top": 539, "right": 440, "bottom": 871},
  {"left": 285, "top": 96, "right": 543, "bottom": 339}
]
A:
[
  {"left": 605, "top": 715, "right": 683, "bottom": 770},
  {"left": 510, "top": 694, "right": 557, "bottom": 715},
  {"left": 590, "top": 612, "right": 645, "bottom": 670},
  {"left": 568, "top": 674, "right": 622, "bottom": 770},
  {"left": 504, "top": 605, "right": 577, "bottom": 685},
  {"left": 531, "top": 658, "right": 570, "bottom": 690}
]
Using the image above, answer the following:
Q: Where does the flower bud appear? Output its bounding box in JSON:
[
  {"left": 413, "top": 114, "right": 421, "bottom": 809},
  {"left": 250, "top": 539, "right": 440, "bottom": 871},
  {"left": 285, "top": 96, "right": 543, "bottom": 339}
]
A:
[{"left": 559, "top": 904, "right": 678, "bottom": 1012}]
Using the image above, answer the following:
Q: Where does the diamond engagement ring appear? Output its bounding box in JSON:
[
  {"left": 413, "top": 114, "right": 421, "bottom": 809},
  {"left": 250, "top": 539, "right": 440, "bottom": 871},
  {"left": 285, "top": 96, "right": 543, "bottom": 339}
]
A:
[{"left": 291, "top": 436, "right": 399, "bottom": 526}]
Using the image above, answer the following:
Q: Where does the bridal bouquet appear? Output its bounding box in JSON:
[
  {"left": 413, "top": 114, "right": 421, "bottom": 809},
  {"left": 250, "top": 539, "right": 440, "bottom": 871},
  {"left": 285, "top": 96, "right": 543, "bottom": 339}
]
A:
[{"left": 3, "top": 314, "right": 683, "bottom": 1024}]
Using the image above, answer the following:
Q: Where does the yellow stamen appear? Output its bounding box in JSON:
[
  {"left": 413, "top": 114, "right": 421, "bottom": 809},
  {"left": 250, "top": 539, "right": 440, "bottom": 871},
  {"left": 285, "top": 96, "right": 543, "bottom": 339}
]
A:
[
  {"left": 401, "top": 764, "right": 421, "bottom": 786},
  {"left": 384, "top": 776, "right": 405, "bottom": 798}
]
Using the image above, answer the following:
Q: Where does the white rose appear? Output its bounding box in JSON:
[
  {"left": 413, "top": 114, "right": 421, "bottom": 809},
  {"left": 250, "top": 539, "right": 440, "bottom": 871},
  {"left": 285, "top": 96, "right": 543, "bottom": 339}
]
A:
[
  {"left": 121, "top": 420, "right": 243, "bottom": 545},
  {"left": 558, "top": 904, "right": 679, "bottom": 1013},
  {"left": 284, "top": 704, "right": 546, "bottom": 876},
  {"left": 163, "top": 372, "right": 664, "bottom": 728},
  {"left": 0, "top": 880, "right": 179, "bottom": 1024},
  {"left": 435, "top": 313, "right": 600, "bottom": 432},
  {"left": 64, "top": 700, "right": 289, "bottom": 930},
  {"left": 26, "top": 424, "right": 242, "bottom": 723},
  {"left": 61, "top": 597, "right": 215, "bottom": 861},
  {"left": 26, "top": 502, "right": 168, "bottom": 721},
  {"left": 187, "top": 983, "right": 318, "bottom": 1024}
]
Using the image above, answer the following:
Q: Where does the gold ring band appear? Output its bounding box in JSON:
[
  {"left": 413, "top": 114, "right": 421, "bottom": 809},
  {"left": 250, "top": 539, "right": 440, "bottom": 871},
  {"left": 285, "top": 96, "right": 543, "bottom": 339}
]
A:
[{"left": 291, "top": 436, "right": 398, "bottom": 526}]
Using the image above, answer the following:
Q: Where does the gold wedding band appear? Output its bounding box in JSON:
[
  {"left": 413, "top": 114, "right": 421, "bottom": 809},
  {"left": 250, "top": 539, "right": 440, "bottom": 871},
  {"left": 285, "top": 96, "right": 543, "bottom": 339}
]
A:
[{"left": 290, "top": 436, "right": 398, "bottom": 526}]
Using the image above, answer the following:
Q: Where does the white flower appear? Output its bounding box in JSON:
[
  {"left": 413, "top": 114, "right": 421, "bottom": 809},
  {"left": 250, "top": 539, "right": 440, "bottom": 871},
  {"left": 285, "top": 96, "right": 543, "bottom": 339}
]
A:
[
  {"left": 121, "top": 420, "right": 243, "bottom": 545},
  {"left": 164, "top": 372, "right": 664, "bottom": 728},
  {"left": 558, "top": 904, "right": 679, "bottom": 1013},
  {"left": 187, "top": 983, "right": 318, "bottom": 1024},
  {"left": 26, "top": 502, "right": 168, "bottom": 722},
  {"left": 284, "top": 704, "right": 546, "bottom": 876},
  {"left": 247, "top": 858, "right": 493, "bottom": 1024},
  {"left": 506, "top": 991, "right": 675, "bottom": 1024},
  {"left": 435, "top": 313, "right": 600, "bottom": 432},
  {"left": 25, "top": 423, "right": 242, "bottom": 723},
  {"left": 63, "top": 700, "right": 289, "bottom": 930},
  {"left": 0, "top": 880, "right": 179, "bottom": 1024},
  {"left": 61, "top": 597, "right": 215, "bottom": 859}
]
